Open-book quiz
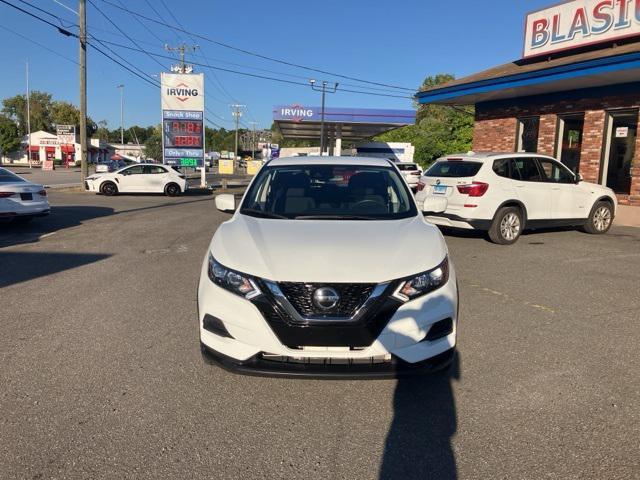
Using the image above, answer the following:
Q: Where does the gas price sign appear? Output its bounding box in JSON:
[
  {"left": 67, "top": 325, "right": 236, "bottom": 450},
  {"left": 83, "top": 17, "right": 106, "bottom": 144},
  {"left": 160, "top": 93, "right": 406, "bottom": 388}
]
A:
[{"left": 162, "top": 110, "right": 204, "bottom": 167}]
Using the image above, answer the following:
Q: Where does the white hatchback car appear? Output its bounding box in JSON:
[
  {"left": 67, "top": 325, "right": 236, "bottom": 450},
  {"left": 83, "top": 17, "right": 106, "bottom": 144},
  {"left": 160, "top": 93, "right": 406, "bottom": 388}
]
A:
[
  {"left": 85, "top": 163, "right": 187, "bottom": 196},
  {"left": 198, "top": 156, "right": 458, "bottom": 378},
  {"left": 415, "top": 152, "right": 618, "bottom": 244},
  {"left": 0, "top": 167, "right": 50, "bottom": 223}
]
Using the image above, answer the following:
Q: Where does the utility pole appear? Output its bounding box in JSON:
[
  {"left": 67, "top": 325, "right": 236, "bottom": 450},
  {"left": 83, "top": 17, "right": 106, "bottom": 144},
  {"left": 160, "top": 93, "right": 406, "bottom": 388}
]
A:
[
  {"left": 117, "top": 84, "right": 124, "bottom": 146},
  {"left": 79, "top": 0, "right": 88, "bottom": 181},
  {"left": 165, "top": 44, "right": 197, "bottom": 73},
  {"left": 310, "top": 80, "right": 338, "bottom": 156},
  {"left": 26, "top": 60, "right": 32, "bottom": 169},
  {"left": 249, "top": 121, "right": 258, "bottom": 159},
  {"left": 231, "top": 104, "right": 245, "bottom": 162}
]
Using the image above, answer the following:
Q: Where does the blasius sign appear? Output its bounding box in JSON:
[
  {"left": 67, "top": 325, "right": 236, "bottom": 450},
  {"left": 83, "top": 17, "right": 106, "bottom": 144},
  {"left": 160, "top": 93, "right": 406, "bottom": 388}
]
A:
[{"left": 524, "top": 0, "right": 640, "bottom": 58}]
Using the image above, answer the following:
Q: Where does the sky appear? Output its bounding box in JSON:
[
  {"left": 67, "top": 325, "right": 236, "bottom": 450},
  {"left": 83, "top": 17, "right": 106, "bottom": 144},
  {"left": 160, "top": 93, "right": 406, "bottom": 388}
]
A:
[{"left": 0, "top": 0, "right": 556, "bottom": 131}]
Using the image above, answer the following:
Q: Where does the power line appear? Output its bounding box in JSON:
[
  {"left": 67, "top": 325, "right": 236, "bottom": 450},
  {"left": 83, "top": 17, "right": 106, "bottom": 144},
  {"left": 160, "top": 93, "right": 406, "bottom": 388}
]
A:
[
  {"left": 87, "top": 0, "right": 166, "bottom": 71},
  {"left": 0, "top": 23, "right": 78, "bottom": 64},
  {"left": 97, "top": 0, "right": 416, "bottom": 92},
  {"left": 90, "top": 38, "right": 414, "bottom": 99}
]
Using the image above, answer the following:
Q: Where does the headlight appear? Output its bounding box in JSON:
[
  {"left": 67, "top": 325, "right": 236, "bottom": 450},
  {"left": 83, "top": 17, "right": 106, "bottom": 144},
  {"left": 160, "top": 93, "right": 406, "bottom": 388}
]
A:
[
  {"left": 393, "top": 256, "right": 449, "bottom": 302},
  {"left": 207, "top": 253, "right": 261, "bottom": 300}
]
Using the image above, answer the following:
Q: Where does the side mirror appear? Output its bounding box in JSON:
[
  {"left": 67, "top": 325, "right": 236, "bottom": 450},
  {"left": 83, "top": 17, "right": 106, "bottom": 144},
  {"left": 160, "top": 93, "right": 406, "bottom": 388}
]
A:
[
  {"left": 215, "top": 193, "right": 236, "bottom": 213},
  {"left": 575, "top": 173, "right": 583, "bottom": 184},
  {"left": 422, "top": 195, "right": 448, "bottom": 214}
]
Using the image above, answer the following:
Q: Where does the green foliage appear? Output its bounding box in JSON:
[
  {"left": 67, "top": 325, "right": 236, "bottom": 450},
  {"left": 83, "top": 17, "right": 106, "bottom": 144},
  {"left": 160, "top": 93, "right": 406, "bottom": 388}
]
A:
[
  {"left": 376, "top": 74, "right": 474, "bottom": 168},
  {"left": 0, "top": 114, "right": 21, "bottom": 155},
  {"left": 143, "top": 125, "right": 162, "bottom": 161}
]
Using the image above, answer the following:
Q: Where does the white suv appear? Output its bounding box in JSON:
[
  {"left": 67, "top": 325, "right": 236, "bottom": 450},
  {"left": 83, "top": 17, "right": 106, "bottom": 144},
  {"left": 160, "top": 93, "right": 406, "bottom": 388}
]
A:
[
  {"left": 198, "top": 156, "right": 458, "bottom": 378},
  {"left": 415, "top": 153, "right": 618, "bottom": 244},
  {"left": 395, "top": 162, "right": 423, "bottom": 190}
]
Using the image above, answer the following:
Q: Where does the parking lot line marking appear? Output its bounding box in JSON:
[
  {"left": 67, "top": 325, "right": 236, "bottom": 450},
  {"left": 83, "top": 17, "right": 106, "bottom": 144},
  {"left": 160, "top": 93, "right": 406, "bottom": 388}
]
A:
[{"left": 40, "top": 232, "right": 57, "bottom": 239}]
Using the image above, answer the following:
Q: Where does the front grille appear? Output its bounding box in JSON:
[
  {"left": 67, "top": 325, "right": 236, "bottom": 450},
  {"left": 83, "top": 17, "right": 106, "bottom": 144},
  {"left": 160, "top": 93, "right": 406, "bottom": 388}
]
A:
[{"left": 277, "top": 282, "right": 376, "bottom": 318}]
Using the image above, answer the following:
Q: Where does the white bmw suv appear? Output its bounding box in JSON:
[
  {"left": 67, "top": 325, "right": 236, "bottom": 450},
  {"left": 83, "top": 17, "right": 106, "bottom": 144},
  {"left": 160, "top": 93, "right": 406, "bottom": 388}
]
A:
[
  {"left": 198, "top": 156, "right": 458, "bottom": 378},
  {"left": 415, "top": 153, "right": 618, "bottom": 244}
]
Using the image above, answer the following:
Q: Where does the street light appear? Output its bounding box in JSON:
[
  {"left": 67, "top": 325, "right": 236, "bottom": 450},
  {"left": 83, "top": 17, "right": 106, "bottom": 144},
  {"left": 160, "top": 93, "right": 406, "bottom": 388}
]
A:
[
  {"left": 310, "top": 80, "right": 338, "bottom": 156},
  {"left": 116, "top": 84, "right": 124, "bottom": 146}
]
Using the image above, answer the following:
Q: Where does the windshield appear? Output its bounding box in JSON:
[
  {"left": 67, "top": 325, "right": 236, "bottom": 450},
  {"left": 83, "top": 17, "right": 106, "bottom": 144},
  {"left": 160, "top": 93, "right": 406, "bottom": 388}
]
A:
[
  {"left": 0, "top": 168, "right": 25, "bottom": 183},
  {"left": 240, "top": 165, "right": 417, "bottom": 220},
  {"left": 424, "top": 161, "right": 482, "bottom": 178}
]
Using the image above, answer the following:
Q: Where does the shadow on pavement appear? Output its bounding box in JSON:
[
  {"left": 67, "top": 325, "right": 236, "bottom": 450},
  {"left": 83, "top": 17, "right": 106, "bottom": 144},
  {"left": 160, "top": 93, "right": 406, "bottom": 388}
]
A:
[
  {"left": 379, "top": 351, "right": 460, "bottom": 480},
  {"left": 0, "top": 251, "right": 111, "bottom": 288}
]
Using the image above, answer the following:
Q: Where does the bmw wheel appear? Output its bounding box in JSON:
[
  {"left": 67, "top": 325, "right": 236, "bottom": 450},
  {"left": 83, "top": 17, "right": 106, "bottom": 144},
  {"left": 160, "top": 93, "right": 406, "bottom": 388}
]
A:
[
  {"left": 583, "top": 201, "right": 613, "bottom": 234},
  {"left": 488, "top": 206, "right": 523, "bottom": 245}
]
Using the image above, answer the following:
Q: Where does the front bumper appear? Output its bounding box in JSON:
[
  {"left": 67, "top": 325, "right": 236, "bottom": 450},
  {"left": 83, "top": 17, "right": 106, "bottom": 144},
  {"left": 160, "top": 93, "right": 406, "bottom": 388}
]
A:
[
  {"left": 197, "top": 258, "right": 458, "bottom": 377},
  {"left": 201, "top": 342, "right": 455, "bottom": 379}
]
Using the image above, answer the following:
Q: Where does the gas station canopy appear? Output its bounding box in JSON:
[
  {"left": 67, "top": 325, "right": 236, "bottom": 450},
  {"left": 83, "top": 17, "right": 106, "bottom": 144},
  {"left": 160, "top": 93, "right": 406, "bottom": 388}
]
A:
[{"left": 273, "top": 105, "right": 416, "bottom": 142}]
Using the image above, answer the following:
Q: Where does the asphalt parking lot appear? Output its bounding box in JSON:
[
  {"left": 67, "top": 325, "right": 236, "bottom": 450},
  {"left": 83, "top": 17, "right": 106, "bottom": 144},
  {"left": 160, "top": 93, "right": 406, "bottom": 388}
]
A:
[{"left": 1, "top": 191, "right": 639, "bottom": 480}]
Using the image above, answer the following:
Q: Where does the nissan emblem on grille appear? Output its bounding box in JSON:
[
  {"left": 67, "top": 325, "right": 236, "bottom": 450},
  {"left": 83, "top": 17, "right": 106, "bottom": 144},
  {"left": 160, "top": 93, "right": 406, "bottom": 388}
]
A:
[{"left": 312, "top": 287, "right": 340, "bottom": 310}]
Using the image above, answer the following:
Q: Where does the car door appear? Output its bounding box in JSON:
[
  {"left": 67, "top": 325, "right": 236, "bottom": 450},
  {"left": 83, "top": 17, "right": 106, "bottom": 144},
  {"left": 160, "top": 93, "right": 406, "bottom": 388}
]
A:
[
  {"left": 143, "top": 165, "right": 169, "bottom": 192},
  {"left": 510, "top": 157, "right": 553, "bottom": 220},
  {"left": 536, "top": 158, "right": 589, "bottom": 220},
  {"left": 116, "top": 165, "right": 144, "bottom": 192}
]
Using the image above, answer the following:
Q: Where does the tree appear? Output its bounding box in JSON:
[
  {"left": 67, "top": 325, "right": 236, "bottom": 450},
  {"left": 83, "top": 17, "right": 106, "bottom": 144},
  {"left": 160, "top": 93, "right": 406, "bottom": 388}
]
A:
[
  {"left": 375, "top": 74, "right": 474, "bottom": 167},
  {"left": 0, "top": 114, "right": 21, "bottom": 156},
  {"left": 2, "top": 91, "right": 53, "bottom": 135},
  {"left": 144, "top": 125, "right": 162, "bottom": 161}
]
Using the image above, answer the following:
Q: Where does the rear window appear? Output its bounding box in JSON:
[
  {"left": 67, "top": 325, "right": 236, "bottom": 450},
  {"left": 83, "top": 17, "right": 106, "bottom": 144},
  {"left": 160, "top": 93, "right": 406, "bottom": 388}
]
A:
[
  {"left": 0, "top": 169, "right": 25, "bottom": 183},
  {"left": 424, "top": 161, "right": 482, "bottom": 178},
  {"left": 396, "top": 164, "right": 418, "bottom": 171}
]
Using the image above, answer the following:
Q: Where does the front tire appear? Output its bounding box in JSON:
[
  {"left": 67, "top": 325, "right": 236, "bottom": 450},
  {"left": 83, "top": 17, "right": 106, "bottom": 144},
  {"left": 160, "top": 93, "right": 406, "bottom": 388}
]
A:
[
  {"left": 488, "top": 206, "right": 523, "bottom": 245},
  {"left": 165, "top": 183, "right": 181, "bottom": 197},
  {"left": 583, "top": 201, "right": 613, "bottom": 234},
  {"left": 100, "top": 181, "right": 118, "bottom": 196}
]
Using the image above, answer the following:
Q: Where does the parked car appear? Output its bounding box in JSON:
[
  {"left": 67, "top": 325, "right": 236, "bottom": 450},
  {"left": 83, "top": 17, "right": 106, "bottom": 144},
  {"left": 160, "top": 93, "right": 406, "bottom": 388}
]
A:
[
  {"left": 198, "top": 156, "right": 458, "bottom": 377},
  {"left": 395, "top": 162, "right": 423, "bottom": 190},
  {"left": 95, "top": 160, "right": 121, "bottom": 173},
  {"left": 84, "top": 163, "right": 187, "bottom": 196},
  {"left": 415, "top": 152, "right": 618, "bottom": 244},
  {"left": 0, "top": 167, "right": 50, "bottom": 223}
]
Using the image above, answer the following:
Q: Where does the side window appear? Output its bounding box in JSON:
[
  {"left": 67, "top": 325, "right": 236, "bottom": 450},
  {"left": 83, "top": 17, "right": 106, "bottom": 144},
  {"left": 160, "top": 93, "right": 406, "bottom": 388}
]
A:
[
  {"left": 123, "top": 166, "right": 143, "bottom": 175},
  {"left": 512, "top": 158, "right": 543, "bottom": 182},
  {"left": 537, "top": 159, "right": 575, "bottom": 184},
  {"left": 492, "top": 159, "right": 510, "bottom": 178},
  {"left": 143, "top": 166, "right": 167, "bottom": 174}
]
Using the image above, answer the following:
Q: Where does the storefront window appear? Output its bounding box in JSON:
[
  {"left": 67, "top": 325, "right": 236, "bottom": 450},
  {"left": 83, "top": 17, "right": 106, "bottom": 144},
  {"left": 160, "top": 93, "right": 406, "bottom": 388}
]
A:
[
  {"left": 556, "top": 114, "right": 584, "bottom": 174},
  {"left": 600, "top": 110, "right": 638, "bottom": 195},
  {"left": 516, "top": 117, "right": 539, "bottom": 153}
]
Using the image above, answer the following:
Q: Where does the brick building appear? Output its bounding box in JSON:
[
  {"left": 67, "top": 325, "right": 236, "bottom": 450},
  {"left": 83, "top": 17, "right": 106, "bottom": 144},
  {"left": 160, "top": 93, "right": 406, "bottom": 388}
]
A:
[{"left": 416, "top": 1, "right": 640, "bottom": 207}]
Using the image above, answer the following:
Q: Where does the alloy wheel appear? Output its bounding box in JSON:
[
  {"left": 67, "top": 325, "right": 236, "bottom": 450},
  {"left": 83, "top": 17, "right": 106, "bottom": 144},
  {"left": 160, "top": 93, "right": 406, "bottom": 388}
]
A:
[
  {"left": 500, "top": 213, "right": 521, "bottom": 241},
  {"left": 593, "top": 206, "right": 612, "bottom": 232}
]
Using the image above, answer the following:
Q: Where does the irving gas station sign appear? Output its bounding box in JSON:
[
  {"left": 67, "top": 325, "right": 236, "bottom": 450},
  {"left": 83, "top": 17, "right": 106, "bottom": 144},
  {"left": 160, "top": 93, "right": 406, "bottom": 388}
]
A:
[
  {"left": 161, "top": 73, "right": 205, "bottom": 167},
  {"left": 524, "top": 0, "right": 640, "bottom": 58}
]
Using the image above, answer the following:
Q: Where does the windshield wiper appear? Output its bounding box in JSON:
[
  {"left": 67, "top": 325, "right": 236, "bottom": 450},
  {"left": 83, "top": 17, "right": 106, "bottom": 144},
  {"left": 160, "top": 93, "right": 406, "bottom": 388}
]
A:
[
  {"left": 294, "top": 215, "right": 377, "bottom": 220},
  {"left": 240, "top": 209, "right": 290, "bottom": 219}
]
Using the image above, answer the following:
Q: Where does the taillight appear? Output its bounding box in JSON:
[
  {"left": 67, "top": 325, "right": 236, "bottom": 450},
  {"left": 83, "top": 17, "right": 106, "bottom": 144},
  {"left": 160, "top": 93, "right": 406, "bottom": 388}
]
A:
[
  {"left": 411, "top": 171, "right": 421, "bottom": 176},
  {"left": 416, "top": 181, "right": 426, "bottom": 192},
  {"left": 0, "top": 192, "right": 16, "bottom": 198},
  {"left": 38, "top": 189, "right": 47, "bottom": 197},
  {"left": 457, "top": 182, "right": 489, "bottom": 197}
]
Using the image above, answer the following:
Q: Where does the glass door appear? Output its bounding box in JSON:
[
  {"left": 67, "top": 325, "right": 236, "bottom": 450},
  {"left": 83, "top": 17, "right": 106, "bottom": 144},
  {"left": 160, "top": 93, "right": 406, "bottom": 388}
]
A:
[{"left": 601, "top": 110, "right": 638, "bottom": 195}]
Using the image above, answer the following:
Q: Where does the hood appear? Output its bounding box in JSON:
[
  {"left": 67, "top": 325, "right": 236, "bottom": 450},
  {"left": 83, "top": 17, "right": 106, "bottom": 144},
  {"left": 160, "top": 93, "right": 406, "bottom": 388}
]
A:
[{"left": 210, "top": 215, "right": 448, "bottom": 283}]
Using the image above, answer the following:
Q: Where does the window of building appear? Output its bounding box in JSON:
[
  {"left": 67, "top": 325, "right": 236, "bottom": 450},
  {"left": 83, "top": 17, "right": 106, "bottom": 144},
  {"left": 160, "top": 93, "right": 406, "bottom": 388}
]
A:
[
  {"left": 516, "top": 117, "right": 540, "bottom": 153},
  {"left": 556, "top": 114, "right": 584, "bottom": 174}
]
